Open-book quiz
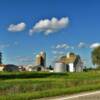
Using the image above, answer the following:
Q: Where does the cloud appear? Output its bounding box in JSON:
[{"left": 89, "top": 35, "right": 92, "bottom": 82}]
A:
[
  {"left": 29, "top": 17, "right": 69, "bottom": 35},
  {"left": 90, "top": 43, "right": 100, "bottom": 49},
  {"left": 70, "top": 46, "right": 74, "bottom": 50},
  {"left": 52, "top": 50, "right": 64, "bottom": 55},
  {"left": 53, "top": 43, "right": 69, "bottom": 49},
  {"left": 8, "top": 22, "right": 26, "bottom": 32},
  {"left": 52, "top": 51, "right": 58, "bottom": 54},
  {"left": 78, "top": 42, "right": 87, "bottom": 48}
]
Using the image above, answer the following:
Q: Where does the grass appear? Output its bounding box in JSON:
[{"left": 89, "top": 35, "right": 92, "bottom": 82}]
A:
[{"left": 0, "top": 71, "right": 100, "bottom": 99}]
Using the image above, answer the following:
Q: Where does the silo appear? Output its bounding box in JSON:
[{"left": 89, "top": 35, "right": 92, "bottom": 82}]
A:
[
  {"left": 54, "top": 62, "right": 66, "bottom": 73},
  {"left": 35, "top": 54, "right": 41, "bottom": 65},
  {"left": 66, "top": 52, "right": 70, "bottom": 58},
  {"left": 40, "top": 51, "right": 46, "bottom": 67}
]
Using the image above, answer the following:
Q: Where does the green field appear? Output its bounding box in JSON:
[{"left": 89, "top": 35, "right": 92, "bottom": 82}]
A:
[{"left": 0, "top": 71, "right": 100, "bottom": 100}]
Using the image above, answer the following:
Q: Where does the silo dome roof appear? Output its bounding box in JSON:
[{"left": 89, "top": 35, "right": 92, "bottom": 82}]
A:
[
  {"left": 36, "top": 54, "right": 40, "bottom": 58},
  {"left": 40, "top": 51, "right": 45, "bottom": 55}
]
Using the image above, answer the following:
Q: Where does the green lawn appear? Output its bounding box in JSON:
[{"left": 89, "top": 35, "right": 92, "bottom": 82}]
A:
[{"left": 0, "top": 71, "right": 100, "bottom": 100}]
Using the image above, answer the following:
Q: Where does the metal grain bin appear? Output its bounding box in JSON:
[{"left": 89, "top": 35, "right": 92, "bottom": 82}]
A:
[{"left": 54, "top": 62, "right": 66, "bottom": 73}]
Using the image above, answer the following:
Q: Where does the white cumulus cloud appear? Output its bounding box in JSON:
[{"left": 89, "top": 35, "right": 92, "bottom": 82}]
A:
[
  {"left": 8, "top": 22, "right": 26, "bottom": 32},
  {"left": 90, "top": 43, "right": 100, "bottom": 49},
  {"left": 29, "top": 17, "right": 69, "bottom": 35}
]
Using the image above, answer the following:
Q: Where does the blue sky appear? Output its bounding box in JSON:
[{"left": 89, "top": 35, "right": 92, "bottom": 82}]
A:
[{"left": 0, "top": 0, "right": 100, "bottom": 67}]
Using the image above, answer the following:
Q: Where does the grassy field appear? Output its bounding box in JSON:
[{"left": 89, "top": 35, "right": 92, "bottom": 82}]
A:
[{"left": 0, "top": 71, "right": 100, "bottom": 100}]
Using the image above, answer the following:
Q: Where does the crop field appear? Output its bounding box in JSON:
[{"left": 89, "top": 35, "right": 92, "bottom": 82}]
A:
[{"left": 0, "top": 71, "right": 100, "bottom": 100}]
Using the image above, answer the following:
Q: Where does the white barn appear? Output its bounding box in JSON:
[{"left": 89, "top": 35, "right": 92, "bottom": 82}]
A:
[{"left": 59, "top": 53, "right": 84, "bottom": 72}]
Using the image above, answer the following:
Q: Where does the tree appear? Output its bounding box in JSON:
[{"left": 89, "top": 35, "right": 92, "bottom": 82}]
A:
[
  {"left": 0, "top": 52, "right": 2, "bottom": 64},
  {"left": 92, "top": 46, "right": 100, "bottom": 67},
  {"left": 48, "top": 65, "right": 53, "bottom": 70}
]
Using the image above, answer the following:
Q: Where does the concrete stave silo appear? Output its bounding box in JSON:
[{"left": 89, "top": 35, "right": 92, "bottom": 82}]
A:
[
  {"left": 40, "top": 51, "right": 46, "bottom": 67},
  {"left": 35, "top": 51, "right": 46, "bottom": 67},
  {"left": 35, "top": 54, "right": 41, "bottom": 66}
]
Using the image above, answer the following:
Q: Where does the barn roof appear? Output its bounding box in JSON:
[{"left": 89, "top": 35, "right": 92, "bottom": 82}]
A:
[{"left": 59, "top": 53, "right": 80, "bottom": 64}]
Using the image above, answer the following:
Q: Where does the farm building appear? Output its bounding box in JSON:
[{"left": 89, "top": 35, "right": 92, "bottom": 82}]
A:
[
  {"left": 24, "top": 65, "right": 46, "bottom": 72},
  {"left": 55, "top": 52, "right": 84, "bottom": 72},
  {"left": 0, "top": 64, "right": 5, "bottom": 71},
  {"left": 3, "top": 64, "right": 19, "bottom": 72}
]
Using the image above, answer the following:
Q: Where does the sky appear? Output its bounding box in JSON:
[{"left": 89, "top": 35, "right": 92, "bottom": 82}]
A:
[{"left": 0, "top": 0, "right": 100, "bottom": 67}]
